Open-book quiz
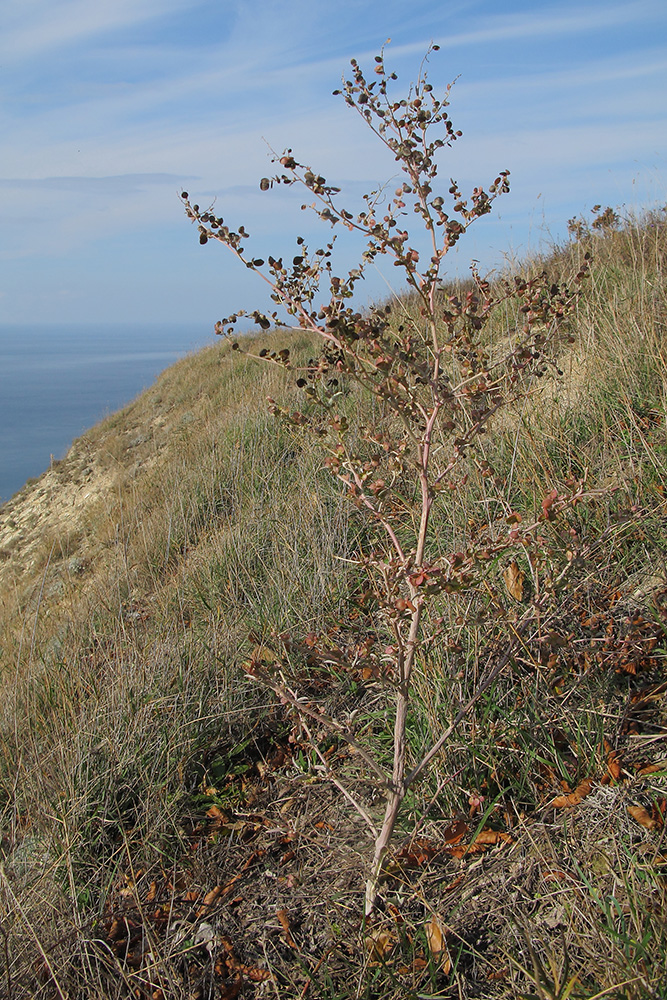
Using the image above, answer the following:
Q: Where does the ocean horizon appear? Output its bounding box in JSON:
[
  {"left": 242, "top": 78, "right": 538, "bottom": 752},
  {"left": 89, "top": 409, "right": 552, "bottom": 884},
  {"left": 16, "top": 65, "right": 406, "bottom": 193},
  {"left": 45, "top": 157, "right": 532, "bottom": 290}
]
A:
[{"left": 0, "top": 322, "right": 214, "bottom": 506}]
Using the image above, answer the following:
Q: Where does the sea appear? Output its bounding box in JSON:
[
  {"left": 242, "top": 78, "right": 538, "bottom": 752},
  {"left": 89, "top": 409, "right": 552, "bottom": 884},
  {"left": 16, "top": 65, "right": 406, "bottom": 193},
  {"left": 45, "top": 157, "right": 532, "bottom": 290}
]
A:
[{"left": 0, "top": 323, "right": 214, "bottom": 506}]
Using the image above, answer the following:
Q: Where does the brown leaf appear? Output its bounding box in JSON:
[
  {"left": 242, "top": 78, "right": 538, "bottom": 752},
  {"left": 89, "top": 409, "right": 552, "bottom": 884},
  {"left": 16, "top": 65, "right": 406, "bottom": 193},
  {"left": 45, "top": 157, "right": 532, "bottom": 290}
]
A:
[
  {"left": 276, "top": 908, "right": 298, "bottom": 949},
  {"left": 365, "top": 929, "right": 396, "bottom": 962},
  {"left": 503, "top": 560, "right": 525, "bottom": 601},
  {"left": 601, "top": 749, "right": 623, "bottom": 784},
  {"left": 551, "top": 777, "right": 593, "bottom": 808},
  {"left": 637, "top": 761, "right": 667, "bottom": 776},
  {"left": 442, "top": 818, "right": 468, "bottom": 844},
  {"left": 487, "top": 967, "right": 510, "bottom": 981},
  {"left": 448, "top": 844, "right": 472, "bottom": 859},
  {"left": 218, "top": 978, "right": 243, "bottom": 1000},
  {"left": 541, "top": 869, "right": 568, "bottom": 882},
  {"left": 628, "top": 805, "right": 658, "bottom": 830},
  {"left": 473, "top": 829, "right": 513, "bottom": 846},
  {"left": 107, "top": 919, "right": 122, "bottom": 941},
  {"left": 196, "top": 885, "right": 223, "bottom": 916},
  {"left": 242, "top": 966, "right": 271, "bottom": 983},
  {"left": 206, "top": 804, "right": 229, "bottom": 821},
  {"left": 396, "top": 836, "right": 441, "bottom": 866},
  {"left": 608, "top": 752, "right": 622, "bottom": 780},
  {"left": 424, "top": 915, "right": 452, "bottom": 974}
]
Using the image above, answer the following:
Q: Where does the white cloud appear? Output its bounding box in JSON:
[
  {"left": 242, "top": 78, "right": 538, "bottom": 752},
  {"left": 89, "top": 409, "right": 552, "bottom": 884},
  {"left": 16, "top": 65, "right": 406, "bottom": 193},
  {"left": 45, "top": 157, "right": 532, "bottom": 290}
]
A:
[
  {"left": 1, "top": 0, "right": 665, "bottom": 322},
  {"left": 0, "top": 0, "right": 194, "bottom": 61},
  {"left": 391, "top": 0, "right": 659, "bottom": 54}
]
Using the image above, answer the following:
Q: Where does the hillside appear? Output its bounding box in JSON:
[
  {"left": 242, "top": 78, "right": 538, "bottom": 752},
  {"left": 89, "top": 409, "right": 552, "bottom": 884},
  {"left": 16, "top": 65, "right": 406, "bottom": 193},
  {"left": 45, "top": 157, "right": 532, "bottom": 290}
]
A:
[{"left": 0, "top": 211, "right": 666, "bottom": 999}]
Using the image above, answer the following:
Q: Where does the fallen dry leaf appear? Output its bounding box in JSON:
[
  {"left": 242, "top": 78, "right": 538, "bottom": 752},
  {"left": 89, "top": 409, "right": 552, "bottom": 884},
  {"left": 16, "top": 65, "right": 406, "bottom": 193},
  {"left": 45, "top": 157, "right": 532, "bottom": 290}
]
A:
[
  {"left": 365, "top": 929, "right": 396, "bottom": 962},
  {"left": 628, "top": 805, "right": 658, "bottom": 830},
  {"left": 503, "top": 560, "right": 526, "bottom": 601},
  {"left": 601, "top": 742, "right": 623, "bottom": 784},
  {"left": 473, "top": 829, "right": 513, "bottom": 846},
  {"left": 607, "top": 751, "right": 622, "bottom": 781},
  {"left": 424, "top": 915, "right": 452, "bottom": 974},
  {"left": 541, "top": 869, "right": 568, "bottom": 882},
  {"left": 206, "top": 805, "right": 229, "bottom": 822},
  {"left": 447, "top": 828, "right": 512, "bottom": 858},
  {"left": 107, "top": 919, "right": 123, "bottom": 942},
  {"left": 196, "top": 885, "right": 223, "bottom": 916},
  {"left": 276, "top": 908, "right": 298, "bottom": 949},
  {"left": 551, "top": 778, "right": 593, "bottom": 808},
  {"left": 395, "top": 836, "right": 442, "bottom": 866},
  {"left": 637, "top": 762, "right": 667, "bottom": 776},
  {"left": 442, "top": 819, "right": 468, "bottom": 844},
  {"left": 487, "top": 966, "right": 510, "bottom": 982},
  {"left": 216, "top": 935, "right": 271, "bottom": 983}
]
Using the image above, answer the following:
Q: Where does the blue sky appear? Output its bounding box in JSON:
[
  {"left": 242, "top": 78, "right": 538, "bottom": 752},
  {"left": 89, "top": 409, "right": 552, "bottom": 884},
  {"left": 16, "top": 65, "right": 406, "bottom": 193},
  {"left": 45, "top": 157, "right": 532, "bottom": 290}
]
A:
[{"left": 1, "top": 0, "right": 666, "bottom": 329}]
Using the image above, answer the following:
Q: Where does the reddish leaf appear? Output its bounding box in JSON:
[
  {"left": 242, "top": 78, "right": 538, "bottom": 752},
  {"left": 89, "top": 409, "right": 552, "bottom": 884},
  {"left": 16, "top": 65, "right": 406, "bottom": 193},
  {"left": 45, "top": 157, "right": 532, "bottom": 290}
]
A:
[{"left": 442, "top": 819, "right": 468, "bottom": 844}]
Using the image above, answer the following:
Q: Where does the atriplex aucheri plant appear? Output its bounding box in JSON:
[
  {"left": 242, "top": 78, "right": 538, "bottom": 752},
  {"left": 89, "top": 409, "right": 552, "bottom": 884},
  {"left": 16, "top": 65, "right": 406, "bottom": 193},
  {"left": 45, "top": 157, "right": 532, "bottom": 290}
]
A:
[{"left": 183, "top": 47, "right": 595, "bottom": 914}]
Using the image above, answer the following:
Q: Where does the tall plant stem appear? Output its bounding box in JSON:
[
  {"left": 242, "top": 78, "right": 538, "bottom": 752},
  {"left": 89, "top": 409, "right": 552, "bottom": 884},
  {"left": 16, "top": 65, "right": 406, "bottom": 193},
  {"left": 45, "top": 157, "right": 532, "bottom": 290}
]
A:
[{"left": 365, "top": 598, "right": 423, "bottom": 914}]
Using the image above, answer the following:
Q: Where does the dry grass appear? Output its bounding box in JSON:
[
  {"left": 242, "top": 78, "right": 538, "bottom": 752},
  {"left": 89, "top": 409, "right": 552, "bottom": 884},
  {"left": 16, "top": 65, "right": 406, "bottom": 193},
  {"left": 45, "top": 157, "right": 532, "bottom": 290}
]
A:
[{"left": 0, "top": 209, "right": 665, "bottom": 998}]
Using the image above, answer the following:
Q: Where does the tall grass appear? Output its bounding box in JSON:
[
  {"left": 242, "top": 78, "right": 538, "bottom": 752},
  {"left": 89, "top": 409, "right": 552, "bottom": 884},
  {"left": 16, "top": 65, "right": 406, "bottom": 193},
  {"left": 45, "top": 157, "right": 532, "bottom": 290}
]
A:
[{"left": 0, "top": 210, "right": 665, "bottom": 998}]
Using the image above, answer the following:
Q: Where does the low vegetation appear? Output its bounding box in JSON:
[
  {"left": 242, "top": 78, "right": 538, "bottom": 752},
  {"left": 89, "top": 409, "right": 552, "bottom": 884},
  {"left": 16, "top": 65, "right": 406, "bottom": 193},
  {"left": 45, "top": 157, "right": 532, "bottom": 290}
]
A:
[{"left": 0, "top": 50, "right": 665, "bottom": 1000}]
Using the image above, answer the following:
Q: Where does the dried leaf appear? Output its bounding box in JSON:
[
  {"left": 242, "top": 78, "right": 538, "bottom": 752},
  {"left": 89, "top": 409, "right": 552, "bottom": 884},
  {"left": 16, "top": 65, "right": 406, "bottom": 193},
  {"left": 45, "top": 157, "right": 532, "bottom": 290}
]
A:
[
  {"left": 448, "top": 844, "right": 472, "bottom": 859},
  {"left": 424, "top": 915, "right": 452, "bottom": 974},
  {"left": 396, "top": 836, "right": 441, "bottom": 866},
  {"left": 541, "top": 869, "right": 568, "bottom": 882},
  {"left": 503, "top": 560, "right": 525, "bottom": 601},
  {"left": 206, "top": 804, "right": 229, "bottom": 821},
  {"left": 276, "top": 908, "right": 298, "bottom": 949},
  {"left": 194, "top": 921, "right": 218, "bottom": 953},
  {"left": 637, "top": 761, "right": 667, "bottom": 776},
  {"left": 551, "top": 777, "right": 593, "bottom": 808},
  {"left": 601, "top": 748, "right": 623, "bottom": 784},
  {"left": 487, "top": 966, "right": 510, "bottom": 981},
  {"left": 628, "top": 805, "right": 658, "bottom": 830},
  {"left": 218, "top": 978, "right": 243, "bottom": 1000},
  {"left": 196, "top": 885, "right": 223, "bottom": 916},
  {"left": 607, "top": 752, "right": 622, "bottom": 780},
  {"left": 107, "top": 919, "right": 122, "bottom": 941},
  {"left": 442, "top": 818, "right": 468, "bottom": 844},
  {"left": 365, "top": 929, "right": 396, "bottom": 962},
  {"left": 243, "top": 966, "right": 271, "bottom": 983},
  {"left": 473, "top": 829, "right": 513, "bottom": 846}
]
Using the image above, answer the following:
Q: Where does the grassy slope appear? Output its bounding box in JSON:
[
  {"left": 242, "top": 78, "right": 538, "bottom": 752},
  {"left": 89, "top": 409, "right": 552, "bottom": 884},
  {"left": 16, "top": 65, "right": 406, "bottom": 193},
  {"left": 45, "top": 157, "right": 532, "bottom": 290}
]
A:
[{"left": 0, "top": 212, "right": 665, "bottom": 999}]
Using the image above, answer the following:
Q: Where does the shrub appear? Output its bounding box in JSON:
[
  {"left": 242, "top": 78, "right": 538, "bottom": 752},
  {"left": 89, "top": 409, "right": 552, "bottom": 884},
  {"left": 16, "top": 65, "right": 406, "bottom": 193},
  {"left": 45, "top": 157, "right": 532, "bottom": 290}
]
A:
[{"left": 183, "top": 45, "right": 593, "bottom": 914}]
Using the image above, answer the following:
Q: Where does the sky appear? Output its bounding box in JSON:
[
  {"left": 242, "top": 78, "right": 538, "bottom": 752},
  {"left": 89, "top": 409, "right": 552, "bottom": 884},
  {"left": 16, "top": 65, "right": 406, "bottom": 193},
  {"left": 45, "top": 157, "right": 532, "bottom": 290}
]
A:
[{"left": 1, "top": 0, "right": 666, "bottom": 330}]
